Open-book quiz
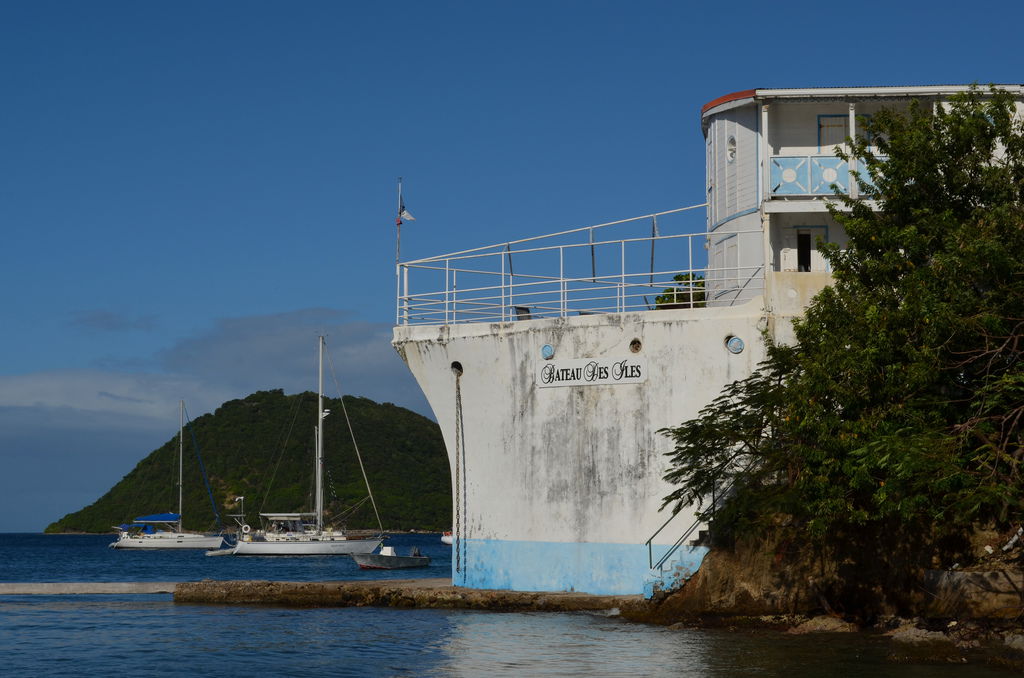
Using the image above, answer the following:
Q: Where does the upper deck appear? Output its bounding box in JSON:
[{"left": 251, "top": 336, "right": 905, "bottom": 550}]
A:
[
  {"left": 396, "top": 85, "right": 1024, "bottom": 328},
  {"left": 394, "top": 205, "right": 763, "bottom": 326},
  {"left": 703, "top": 85, "right": 1024, "bottom": 212}
]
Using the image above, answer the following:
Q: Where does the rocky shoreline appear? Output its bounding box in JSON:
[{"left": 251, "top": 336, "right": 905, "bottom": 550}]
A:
[
  {"left": 174, "top": 574, "right": 1024, "bottom": 671},
  {"left": 616, "top": 542, "right": 1024, "bottom": 671},
  {"left": 173, "top": 540, "right": 1024, "bottom": 671},
  {"left": 648, "top": 612, "right": 1024, "bottom": 671}
]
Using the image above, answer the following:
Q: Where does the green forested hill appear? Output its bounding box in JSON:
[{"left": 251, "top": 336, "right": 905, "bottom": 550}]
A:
[{"left": 45, "top": 390, "right": 451, "bottom": 533}]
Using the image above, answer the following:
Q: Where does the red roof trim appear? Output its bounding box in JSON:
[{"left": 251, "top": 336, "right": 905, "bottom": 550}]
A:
[{"left": 701, "top": 89, "right": 757, "bottom": 115}]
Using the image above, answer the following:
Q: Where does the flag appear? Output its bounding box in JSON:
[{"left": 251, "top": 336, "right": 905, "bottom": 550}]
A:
[{"left": 397, "top": 197, "right": 415, "bottom": 226}]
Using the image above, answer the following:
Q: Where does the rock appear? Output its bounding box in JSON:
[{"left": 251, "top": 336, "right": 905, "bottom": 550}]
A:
[
  {"left": 887, "top": 625, "right": 951, "bottom": 645},
  {"left": 173, "top": 578, "right": 639, "bottom": 613},
  {"left": 885, "top": 625, "right": 970, "bottom": 666},
  {"left": 624, "top": 540, "right": 824, "bottom": 624},
  {"left": 787, "top": 615, "right": 858, "bottom": 634},
  {"left": 922, "top": 568, "right": 1024, "bottom": 619},
  {"left": 1004, "top": 633, "right": 1024, "bottom": 652}
]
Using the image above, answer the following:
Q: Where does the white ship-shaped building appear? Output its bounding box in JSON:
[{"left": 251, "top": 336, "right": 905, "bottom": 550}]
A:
[{"left": 392, "top": 85, "right": 1024, "bottom": 596}]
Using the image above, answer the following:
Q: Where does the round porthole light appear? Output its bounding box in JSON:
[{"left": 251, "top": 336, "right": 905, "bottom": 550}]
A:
[
  {"left": 725, "top": 336, "right": 745, "bottom": 354},
  {"left": 541, "top": 344, "right": 555, "bottom": 360}
]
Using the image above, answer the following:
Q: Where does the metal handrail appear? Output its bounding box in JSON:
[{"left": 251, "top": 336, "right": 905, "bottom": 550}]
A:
[
  {"left": 393, "top": 204, "right": 777, "bottom": 325},
  {"left": 398, "top": 243, "right": 765, "bottom": 324},
  {"left": 399, "top": 268, "right": 762, "bottom": 324},
  {"left": 646, "top": 479, "right": 736, "bottom": 571},
  {"left": 401, "top": 205, "right": 707, "bottom": 265}
]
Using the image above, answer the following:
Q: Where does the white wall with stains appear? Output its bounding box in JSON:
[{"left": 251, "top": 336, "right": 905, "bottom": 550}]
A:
[{"left": 393, "top": 300, "right": 769, "bottom": 594}]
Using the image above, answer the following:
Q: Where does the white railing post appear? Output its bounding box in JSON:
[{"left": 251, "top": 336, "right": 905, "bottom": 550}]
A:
[
  {"left": 402, "top": 265, "right": 409, "bottom": 325},
  {"left": 560, "top": 246, "right": 566, "bottom": 317},
  {"left": 501, "top": 251, "right": 506, "bottom": 323},
  {"left": 445, "top": 259, "right": 450, "bottom": 325},
  {"left": 761, "top": 104, "right": 770, "bottom": 201},
  {"left": 849, "top": 102, "right": 859, "bottom": 200},
  {"left": 620, "top": 240, "right": 626, "bottom": 312},
  {"left": 687, "top": 235, "right": 694, "bottom": 308}
]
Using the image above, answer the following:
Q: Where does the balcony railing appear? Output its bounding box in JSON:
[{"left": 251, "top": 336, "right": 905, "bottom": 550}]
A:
[
  {"left": 396, "top": 206, "right": 765, "bottom": 326},
  {"left": 769, "top": 154, "right": 883, "bottom": 197},
  {"left": 770, "top": 155, "right": 849, "bottom": 195}
]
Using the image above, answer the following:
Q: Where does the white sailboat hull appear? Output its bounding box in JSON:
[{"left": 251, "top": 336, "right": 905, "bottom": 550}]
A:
[
  {"left": 229, "top": 536, "right": 381, "bottom": 556},
  {"left": 215, "top": 338, "right": 384, "bottom": 559},
  {"left": 110, "top": 532, "right": 224, "bottom": 550},
  {"left": 113, "top": 401, "right": 224, "bottom": 553}
]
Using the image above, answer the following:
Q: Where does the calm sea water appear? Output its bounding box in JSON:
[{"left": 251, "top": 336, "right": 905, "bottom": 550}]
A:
[{"left": 0, "top": 534, "right": 1013, "bottom": 677}]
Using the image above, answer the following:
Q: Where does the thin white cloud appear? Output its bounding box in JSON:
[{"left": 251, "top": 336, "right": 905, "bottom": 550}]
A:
[
  {"left": 0, "top": 369, "right": 219, "bottom": 427},
  {"left": 155, "top": 308, "right": 426, "bottom": 411},
  {"left": 0, "top": 308, "right": 429, "bottom": 423}
]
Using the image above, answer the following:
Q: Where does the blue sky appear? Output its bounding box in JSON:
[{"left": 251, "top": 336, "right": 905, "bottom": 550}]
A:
[{"left": 1, "top": 0, "right": 1021, "bottom": 531}]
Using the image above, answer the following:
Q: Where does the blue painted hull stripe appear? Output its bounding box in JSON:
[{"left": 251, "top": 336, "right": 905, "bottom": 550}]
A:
[{"left": 450, "top": 538, "right": 710, "bottom": 596}]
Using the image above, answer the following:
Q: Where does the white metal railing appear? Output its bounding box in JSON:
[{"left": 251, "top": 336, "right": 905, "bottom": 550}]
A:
[{"left": 396, "top": 205, "right": 765, "bottom": 326}]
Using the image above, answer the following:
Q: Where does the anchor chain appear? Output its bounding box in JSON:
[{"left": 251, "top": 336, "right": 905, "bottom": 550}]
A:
[{"left": 454, "top": 373, "right": 463, "bottom": 575}]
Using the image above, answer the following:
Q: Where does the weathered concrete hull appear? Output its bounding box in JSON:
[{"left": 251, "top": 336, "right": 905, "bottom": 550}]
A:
[{"left": 393, "top": 301, "right": 768, "bottom": 595}]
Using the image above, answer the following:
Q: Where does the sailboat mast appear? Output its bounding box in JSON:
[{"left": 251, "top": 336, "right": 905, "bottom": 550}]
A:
[
  {"left": 178, "top": 399, "right": 184, "bottom": 533},
  {"left": 316, "top": 336, "right": 325, "bottom": 532}
]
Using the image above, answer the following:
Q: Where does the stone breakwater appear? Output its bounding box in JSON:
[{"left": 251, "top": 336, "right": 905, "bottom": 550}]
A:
[{"left": 174, "top": 577, "right": 640, "bottom": 612}]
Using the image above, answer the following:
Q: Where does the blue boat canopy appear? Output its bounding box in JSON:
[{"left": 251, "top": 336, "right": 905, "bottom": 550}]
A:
[
  {"left": 116, "top": 523, "right": 157, "bottom": 533},
  {"left": 133, "top": 513, "right": 180, "bottom": 523}
]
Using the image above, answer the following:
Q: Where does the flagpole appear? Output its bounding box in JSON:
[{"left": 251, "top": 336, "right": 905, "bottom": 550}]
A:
[
  {"left": 395, "top": 177, "right": 402, "bottom": 325},
  {"left": 396, "top": 177, "right": 403, "bottom": 266}
]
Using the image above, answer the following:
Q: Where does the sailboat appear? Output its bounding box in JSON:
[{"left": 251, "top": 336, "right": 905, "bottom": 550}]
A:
[
  {"left": 110, "top": 401, "right": 224, "bottom": 550},
  {"left": 221, "top": 336, "right": 383, "bottom": 556}
]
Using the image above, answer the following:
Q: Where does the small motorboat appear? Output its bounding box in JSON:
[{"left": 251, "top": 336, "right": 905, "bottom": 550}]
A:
[
  {"left": 351, "top": 545, "right": 430, "bottom": 569},
  {"left": 441, "top": 531, "right": 453, "bottom": 545}
]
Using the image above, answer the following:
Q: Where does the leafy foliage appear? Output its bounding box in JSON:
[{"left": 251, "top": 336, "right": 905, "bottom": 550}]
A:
[
  {"left": 661, "top": 87, "right": 1024, "bottom": 566},
  {"left": 655, "top": 273, "right": 706, "bottom": 308},
  {"left": 45, "top": 390, "right": 452, "bottom": 533}
]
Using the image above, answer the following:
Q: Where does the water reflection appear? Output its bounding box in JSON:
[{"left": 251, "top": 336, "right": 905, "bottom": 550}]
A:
[
  {"left": 432, "top": 611, "right": 1010, "bottom": 678},
  {"left": 5, "top": 534, "right": 1012, "bottom": 676},
  {"left": 0, "top": 598, "right": 1013, "bottom": 677},
  {"left": 434, "top": 611, "right": 711, "bottom": 677}
]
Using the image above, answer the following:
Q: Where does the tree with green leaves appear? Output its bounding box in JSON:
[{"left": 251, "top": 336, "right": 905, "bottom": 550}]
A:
[
  {"left": 661, "top": 87, "right": 1024, "bottom": 595},
  {"left": 656, "top": 273, "right": 706, "bottom": 308}
]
